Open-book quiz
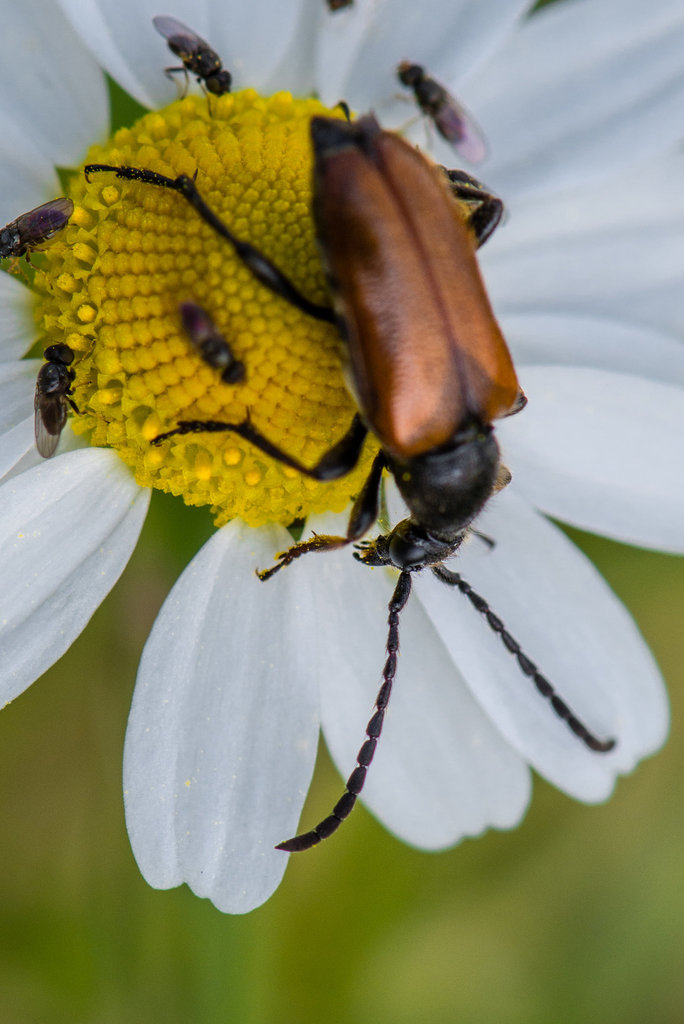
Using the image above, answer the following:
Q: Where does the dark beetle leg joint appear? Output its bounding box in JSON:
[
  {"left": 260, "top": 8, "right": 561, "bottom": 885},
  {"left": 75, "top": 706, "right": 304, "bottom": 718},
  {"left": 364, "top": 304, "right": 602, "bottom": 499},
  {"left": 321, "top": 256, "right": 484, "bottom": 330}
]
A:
[{"left": 257, "top": 448, "right": 385, "bottom": 580}]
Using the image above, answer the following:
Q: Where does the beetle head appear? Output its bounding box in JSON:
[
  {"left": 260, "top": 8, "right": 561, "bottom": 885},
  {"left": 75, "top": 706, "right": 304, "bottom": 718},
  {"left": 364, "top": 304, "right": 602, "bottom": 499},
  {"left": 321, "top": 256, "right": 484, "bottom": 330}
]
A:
[{"left": 388, "top": 421, "right": 500, "bottom": 543}]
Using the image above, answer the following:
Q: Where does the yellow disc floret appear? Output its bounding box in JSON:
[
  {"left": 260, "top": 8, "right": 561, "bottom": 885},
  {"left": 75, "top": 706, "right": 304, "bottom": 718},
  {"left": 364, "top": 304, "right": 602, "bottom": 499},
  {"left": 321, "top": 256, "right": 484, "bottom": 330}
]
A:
[{"left": 33, "top": 91, "right": 377, "bottom": 527}]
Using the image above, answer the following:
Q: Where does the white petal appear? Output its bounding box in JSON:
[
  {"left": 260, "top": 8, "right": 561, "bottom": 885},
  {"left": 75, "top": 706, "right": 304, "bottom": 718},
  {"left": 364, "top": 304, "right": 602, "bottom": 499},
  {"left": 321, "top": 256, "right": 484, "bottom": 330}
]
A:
[
  {"left": 123, "top": 520, "right": 321, "bottom": 914},
  {"left": 315, "top": 0, "right": 392, "bottom": 107},
  {"left": 56, "top": 0, "right": 194, "bottom": 108},
  {"left": 500, "top": 313, "right": 684, "bottom": 389},
  {"left": 3, "top": 0, "right": 108, "bottom": 167},
  {"left": 0, "top": 276, "right": 35, "bottom": 361},
  {"left": 412, "top": 490, "right": 668, "bottom": 802},
  {"left": 304, "top": 532, "right": 531, "bottom": 850},
  {"left": 0, "top": 440, "right": 43, "bottom": 486},
  {"left": 207, "top": 0, "right": 307, "bottom": 92},
  {"left": 0, "top": 421, "right": 88, "bottom": 487},
  {"left": 0, "top": 361, "right": 38, "bottom": 435},
  {"left": 499, "top": 366, "right": 684, "bottom": 552},
  {"left": 472, "top": 0, "right": 684, "bottom": 197},
  {"left": 0, "top": 417, "right": 35, "bottom": 481},
  {"left": 317, "top": 0, "right": 531, "bottom": 113},
  {"left": 58, "top": 0, "right": 304, "bottom": 108},
  {"left": 0, "top": 113, "right": 61, "bottom": 223},
  {"left": 0, "top": 448, "right": 149, "bottom": 705},
  {"left": 314, "top": 0, "right": 529, "bottom": 167},
  {"left": 484, "top": 152, "right": 684, "bottom": 338},
  {"left": 265, "top": 1, "right": 318, "bottom": 96}
]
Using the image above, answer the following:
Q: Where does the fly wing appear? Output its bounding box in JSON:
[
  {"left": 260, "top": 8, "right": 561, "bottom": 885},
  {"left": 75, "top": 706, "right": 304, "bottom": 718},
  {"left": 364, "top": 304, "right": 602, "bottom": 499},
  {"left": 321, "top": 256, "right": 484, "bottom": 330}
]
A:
[
  {"left": 153, "top": 14, "right": 192, "bottom": 40},
  {"left": 152, "top": 14, "right": 209, "bottom": 54},
  {"left": 27, "top": 197, "right": 74, "bottom": 243},
  {"left": 435, "top": 100, "right": 488, "bottom": 165},
  {"left": 34, "top": 390, "right": 66, "bottom": 459}
]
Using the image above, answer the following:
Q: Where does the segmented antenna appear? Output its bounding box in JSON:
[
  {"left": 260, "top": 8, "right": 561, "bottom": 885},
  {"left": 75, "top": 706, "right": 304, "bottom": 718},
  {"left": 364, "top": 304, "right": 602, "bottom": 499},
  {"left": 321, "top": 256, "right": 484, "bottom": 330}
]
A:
[
  {"left": 276, "top": 571, "right": 412, "bottom": 852},
  {"left": 431, "top": 564, "right": 616, "bottom": 753},
  {"left": 277, "top": 561, "right": 615, "bottom": 852}
]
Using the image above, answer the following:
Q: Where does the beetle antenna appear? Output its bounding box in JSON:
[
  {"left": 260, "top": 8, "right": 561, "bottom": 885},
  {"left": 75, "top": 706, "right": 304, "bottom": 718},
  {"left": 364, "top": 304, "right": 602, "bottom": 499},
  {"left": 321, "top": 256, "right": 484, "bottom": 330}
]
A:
[
  {"left": 431, "top": 564, "right": 616, "bottom": 753},
  {"left": 276, "top": 571, "right": 412, "bottom": 852}
]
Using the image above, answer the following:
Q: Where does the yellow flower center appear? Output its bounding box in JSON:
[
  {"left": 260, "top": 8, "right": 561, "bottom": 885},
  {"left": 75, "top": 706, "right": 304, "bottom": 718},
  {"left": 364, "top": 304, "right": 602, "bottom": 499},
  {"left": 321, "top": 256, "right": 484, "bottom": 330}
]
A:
[{"left": 33, "top": 91, "right": 377, "bottom": 527}]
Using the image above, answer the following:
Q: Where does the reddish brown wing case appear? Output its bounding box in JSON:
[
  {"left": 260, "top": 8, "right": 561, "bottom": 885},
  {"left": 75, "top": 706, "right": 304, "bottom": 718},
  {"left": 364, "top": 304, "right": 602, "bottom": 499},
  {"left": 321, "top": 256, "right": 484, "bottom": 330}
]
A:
[{"left": 311, "top": 115, "right": 519, "bottom": 458}]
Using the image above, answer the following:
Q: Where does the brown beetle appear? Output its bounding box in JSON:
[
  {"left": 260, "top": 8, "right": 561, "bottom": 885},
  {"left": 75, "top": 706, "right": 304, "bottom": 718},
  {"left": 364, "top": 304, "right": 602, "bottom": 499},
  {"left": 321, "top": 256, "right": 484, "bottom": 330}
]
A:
[{"left": 85, "top": 115, "right": 615, "bottom": 853}]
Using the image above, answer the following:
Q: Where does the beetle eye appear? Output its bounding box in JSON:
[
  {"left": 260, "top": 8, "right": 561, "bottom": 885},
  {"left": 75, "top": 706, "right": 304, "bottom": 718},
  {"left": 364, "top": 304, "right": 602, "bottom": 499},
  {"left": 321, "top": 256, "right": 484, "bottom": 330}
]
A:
[
  {"left": 388, "top": 531, "right": 425, "bottom": 568},
  {"left": 387, "top": 521, "right": 444, "bottom": 569}
]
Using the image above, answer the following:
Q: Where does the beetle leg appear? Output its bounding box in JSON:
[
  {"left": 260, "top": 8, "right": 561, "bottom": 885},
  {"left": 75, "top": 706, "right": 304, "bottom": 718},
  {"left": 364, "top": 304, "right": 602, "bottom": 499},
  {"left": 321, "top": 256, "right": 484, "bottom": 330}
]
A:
[
  {"left": 344, "top": 449, "right": 386, "bottom": 536},
  {"left": 306, "top": 412, "right": 369, "bottom": 480},
  {"left": 153, "top": 410, "right": 368, "bottom": 474},
  {"left": 153, "top": 412, "right": 376, "bottom": 578},
  {"left": 335, "top": 100, "right": 352, "bottom": 122},
  {"left": 257, "top": 449, "right": 386, "bottom": 580},
  {"left": 442, "top": 168, "right": 503, "bottom": 247},
  {"left": 256, "top": 533, "right": 353, "bottom": 580},
  {"left": 84, "top": 164, "right": 335, "bottom": 324}
]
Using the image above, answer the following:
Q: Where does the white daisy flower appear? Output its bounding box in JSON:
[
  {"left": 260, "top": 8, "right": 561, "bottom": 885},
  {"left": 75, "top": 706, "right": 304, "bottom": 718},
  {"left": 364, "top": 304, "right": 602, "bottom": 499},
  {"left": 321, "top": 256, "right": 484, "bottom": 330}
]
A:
[{"left": 0, "top": 0, "right": 682, "bottom": 914}]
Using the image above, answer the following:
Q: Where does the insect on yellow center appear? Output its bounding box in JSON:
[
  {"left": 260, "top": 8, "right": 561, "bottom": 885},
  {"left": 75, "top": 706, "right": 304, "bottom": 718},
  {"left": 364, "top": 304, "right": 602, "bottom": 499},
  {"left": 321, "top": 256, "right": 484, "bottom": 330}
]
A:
[{"left": 33, "top": 91, "right": 376, "bottom": 526}]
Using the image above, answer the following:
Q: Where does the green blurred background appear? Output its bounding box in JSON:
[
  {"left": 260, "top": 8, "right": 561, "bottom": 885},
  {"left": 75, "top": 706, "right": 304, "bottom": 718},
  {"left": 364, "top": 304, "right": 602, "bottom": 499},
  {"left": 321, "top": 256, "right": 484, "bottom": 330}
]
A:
[
  {"left": 1, "top": 493, "right": 682, "bottom": 1024},
  {"left": 3, "top": 58, "right": 684, "bottom": 1024}
]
